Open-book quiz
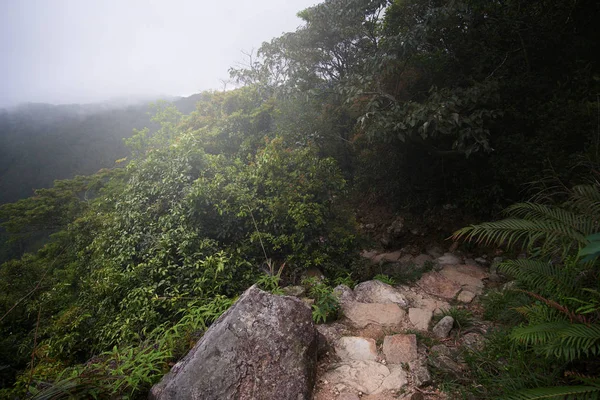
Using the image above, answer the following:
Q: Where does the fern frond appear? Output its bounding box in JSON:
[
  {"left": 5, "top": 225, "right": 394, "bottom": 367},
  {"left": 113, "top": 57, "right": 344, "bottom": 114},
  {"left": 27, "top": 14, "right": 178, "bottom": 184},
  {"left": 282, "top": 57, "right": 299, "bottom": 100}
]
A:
[
  {"left": 453, "top": 218, "right": 585, "bottom": 254},
  {"left": 504, "top": 202, "right": 596, "bottom": 237},
  {"left": 567, "top": 184, "right": 600, "bottom": 220},
  {"left": 499, "top": 259, "right": 582, "bottom": 298},
  {"left": 504, "top": 384, "right": 600, "bottom": 400},
  {"left": 549, "top": 323, "right": 600, "bottom": 361},
  {"left": 511, "top": 321, "right": 570, "bottom": 347}
]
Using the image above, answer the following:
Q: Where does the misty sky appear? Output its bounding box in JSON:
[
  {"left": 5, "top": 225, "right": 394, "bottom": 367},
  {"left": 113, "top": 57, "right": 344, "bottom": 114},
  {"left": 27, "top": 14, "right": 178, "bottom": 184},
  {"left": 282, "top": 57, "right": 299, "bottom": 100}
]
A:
[{"left": 0, "top": 0, "right": 318, "bottom": 108}]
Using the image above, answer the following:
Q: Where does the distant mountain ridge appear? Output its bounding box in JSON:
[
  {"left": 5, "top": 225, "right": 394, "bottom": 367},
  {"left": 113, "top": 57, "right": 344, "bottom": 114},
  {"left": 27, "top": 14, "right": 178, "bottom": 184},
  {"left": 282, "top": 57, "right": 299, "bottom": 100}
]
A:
[{"left": 0, "top": 93, "right": 203, "bottom": 205}]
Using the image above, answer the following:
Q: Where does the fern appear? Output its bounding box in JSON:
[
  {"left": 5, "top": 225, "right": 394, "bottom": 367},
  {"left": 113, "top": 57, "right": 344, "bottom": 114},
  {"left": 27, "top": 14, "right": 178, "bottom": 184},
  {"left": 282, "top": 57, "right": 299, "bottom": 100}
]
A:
[{"left": 504, "top": 384, "right": 600, "bottom": 400}]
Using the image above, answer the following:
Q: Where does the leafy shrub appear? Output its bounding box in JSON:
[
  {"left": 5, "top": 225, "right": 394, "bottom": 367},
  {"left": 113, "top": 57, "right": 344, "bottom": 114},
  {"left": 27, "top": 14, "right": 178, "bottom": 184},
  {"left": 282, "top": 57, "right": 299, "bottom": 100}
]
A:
[
  {"left": 302, "top": 277, "right": 340, "bottom": 324},
  {"left": 373, "top": 274, "right": 396, "bottom": 285}
]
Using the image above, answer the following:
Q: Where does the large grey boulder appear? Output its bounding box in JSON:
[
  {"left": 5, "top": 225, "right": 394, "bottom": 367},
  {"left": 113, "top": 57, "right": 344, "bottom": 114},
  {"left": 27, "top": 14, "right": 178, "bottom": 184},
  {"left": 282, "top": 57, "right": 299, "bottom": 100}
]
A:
[{"left": 149, "top": 285, "right": 317, "bottom": 400}]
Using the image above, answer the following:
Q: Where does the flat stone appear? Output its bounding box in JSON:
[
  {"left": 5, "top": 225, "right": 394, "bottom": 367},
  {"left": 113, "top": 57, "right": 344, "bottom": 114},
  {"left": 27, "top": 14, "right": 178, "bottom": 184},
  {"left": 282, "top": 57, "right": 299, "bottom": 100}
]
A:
[
  {"left": 335, "top": 337, "right": 378, "bottom": 361},
  {"left": 454, "top": 264, "right": 489, "bottom": 280},
  {"left": 437, "top": 252, "right": 461, "bottom": 265},
  {"left": 439, "top": 265, "right": 485, "bottom": 294},
  {"left": 338, "top": 393, "right": 360, "bottom": 400},
  {"left": 409, "top": 360, "right": 431, "bottom": 387},
  {"left": 432, "top": 316, "right": 454, "bottom": 338},
  {"left": 322, "top": 360, "right": 390, "bottom": 395},
  {"left": 317, "top": 323, "right": 352, "bottom": 354},
  {"left": 457, "top": 290, "right": 476, "bottom": 303},
  {"left": 382, "top": 334, "right": 418, "bottom": 364},
  {"left": 343, "top": 302, "right": 406, "bottom": 329},
  {"left": 375, "top": 250, "right": 403, "bottom": 263},
  {"left": 416, "top": 272, "right": 461, "bottom": 300},
  {"left": 408, "top": 308, "right": 432, "bottom": 331},
  {"left": 378, "top": 364, "right": 408, "bottom": 393},
  {"left": 353, "top": 280, "right": 409, "bottom": 308}
]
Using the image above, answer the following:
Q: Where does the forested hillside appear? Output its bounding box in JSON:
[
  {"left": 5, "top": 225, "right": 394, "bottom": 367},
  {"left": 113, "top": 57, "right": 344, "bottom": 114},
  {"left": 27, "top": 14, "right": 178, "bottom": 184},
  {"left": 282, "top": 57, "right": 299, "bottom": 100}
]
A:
[{"left": 1, "top": 0, "right": 599, "bottom": 398}]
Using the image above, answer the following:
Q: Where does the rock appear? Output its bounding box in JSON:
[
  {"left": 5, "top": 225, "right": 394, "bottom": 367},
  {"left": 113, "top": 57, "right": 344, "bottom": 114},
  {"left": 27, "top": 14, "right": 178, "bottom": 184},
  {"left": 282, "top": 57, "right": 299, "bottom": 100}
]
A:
[
  {"left": 454, "top": 264, "right": 489, "bottom": 280},
  {"left": 398, "top": 254, "right": 414, "bottom": 264},
  {"left": 335, "top": 337, "right": 378, "bottom": 361},
  {"left": 365, "top": 223, "right": 376, "bottom": 230},
  {"left": 374, "top": 250, "right": 403, "bottom": 263},
  {"left": 281, "top": 285, "right": 305, "bottom": 297},
  {"left": 382, "top": 334, "right": 418, "bottom": 364},
  {"left": 322, "top": 360, "right": 406, "bottom": 395},
  {"left": 379, "top": 364, "right": 409, "bottom": 392},
  {"left": 316, "top": 323, "right": 352, "bottom": 355},
  {"left": 439, "top": 265, "right": 485, "bottom": 294},
  {"left": 426, "top": 246, "right": 444, "bottom": 259},
  {"left": 343, "top": 302, "right": 406, "bottom": 329},
  {"left": 412, "top": 254, "right": 433, "bottom": 268},
  {"left": 437, "top": 253, "right": 462, "bottom": 265},
  {"left": 457, "top": 290, "right": 476, "bottom": 303},
  {"left": 408, "top": 308, "right": 432, "bottom": 331},
  {"left": 428, "top": 345, "right": 464, "bottom": 377},
  {"left": 432, "top": 316, "right": 454, "bottom": 338},
  {"left": 474, "top": 257, "right": 489, "bottom": 265},
  {"left": 462, "top": 332, "right": 485, "bottom": 352},
  {"left": 353, "top": 280, "right": 409, "bottom": 308},
  {"left": 149, "top": 285, "right": 317, "bottom": 400},
  {"left": 416, "top": 272, "right": 461, "bottom": 300},
  {"left": 362, "top": 250, "right": 379, "bottom": 262},
  {"left": 334, "top": 284, "right": 355, "bottom": 306},
  {"left": 409, "top": 360, "right": 431, "bottom": 387},
  {"left": 338, "top": 393, "right": 360, "bottom": 400},
  {"left": 387, "top": 217, "right": 405, "bottom": 237}
]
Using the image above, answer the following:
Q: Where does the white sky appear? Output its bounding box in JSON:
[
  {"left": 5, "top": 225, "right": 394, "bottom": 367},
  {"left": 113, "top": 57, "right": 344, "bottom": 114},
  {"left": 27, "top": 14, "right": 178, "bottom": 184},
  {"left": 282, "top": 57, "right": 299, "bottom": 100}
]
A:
[{"left": 0, "top": 0, "right": 318, "bottom": 107}]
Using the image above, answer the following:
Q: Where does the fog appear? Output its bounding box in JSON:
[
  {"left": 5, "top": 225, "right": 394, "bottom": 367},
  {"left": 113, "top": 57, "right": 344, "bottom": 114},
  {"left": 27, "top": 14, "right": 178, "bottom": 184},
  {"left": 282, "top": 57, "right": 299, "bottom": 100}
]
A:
[{"left": 0, "top": 0, "right": 317, "bottom": 108}]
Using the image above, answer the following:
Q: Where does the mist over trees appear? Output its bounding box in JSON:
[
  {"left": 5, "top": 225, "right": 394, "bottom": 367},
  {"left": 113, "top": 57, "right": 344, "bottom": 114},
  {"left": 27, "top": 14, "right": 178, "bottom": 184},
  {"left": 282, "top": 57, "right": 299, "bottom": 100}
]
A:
[{"left": 0, "top": 0, "right": 599, "bottom": 398}]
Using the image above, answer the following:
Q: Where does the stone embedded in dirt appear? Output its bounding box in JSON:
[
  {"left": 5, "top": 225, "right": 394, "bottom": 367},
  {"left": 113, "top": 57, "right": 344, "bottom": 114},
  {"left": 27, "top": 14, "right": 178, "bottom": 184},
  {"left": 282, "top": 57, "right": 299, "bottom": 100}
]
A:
[
  {"left": 457, "top": 290, "right": 476, "bottom": 303},
  {"left": 335, "top": 337, "right": 378, "bottom": 361},
  {"left": 409, "top": 360, "right": 431, "bottom": 387},
  {"left": 343, "top": 302, "right": 406, "bottom": 329},
  {"left": 322, "top": 360, "right": 406, "bottom": 395},
  {"left": 432, "top": 316, "right": 454, "bottom": 338},
  {"left": 374, "top": 250, "right": 403, "bottom": 263},
  {"left": 353, "top": 280, "right": 409, "bottom": 308},
  {"left": 454, "top": 263, "right": 489, "bottom": 280},
  {"left": 382, "top": 334, "right": 418, "bottom": 364},
  {"left": 461, "top": 332, "right": 485, "bottom": 352},
  {"left": 474, "top": 256, "right": 489, "bottom": 265},
  {"left": 334, "top": 284, "right": 356, "bottom": 307},
  {"left": 362, "top": 250, "right": 379, "bottom": 262},
  {"left": 338, "top": 393, "right": 360, "bottom": 400},
  {"left": 317, "top": 323, "right": 352, "bottom": 355},
  {"left": 437, "top": 252, "right": 462, "bottom": 265},
  {"left": 416, "top": 271, "right": 461, "bottom": 300},
  {"left": 149, "top": 285, "right": 317, "bottom": 400},
  {"left": 439, "top": 265, "right": 485, "bottom": 294},
  {"left": 379, "top": 364, "right": 409, "bottom": 392},
  {"left": 412, "top": 254, "right": 433, "bottom": 267},
  {"left": 387, "top": 216, "right": 405, "bottom": 237},
  {"left": 408, "top": 308, "right": 433, "bottom": 331},
  {"left": 428, "top": 345, "right": 464, "bottom": 377}
]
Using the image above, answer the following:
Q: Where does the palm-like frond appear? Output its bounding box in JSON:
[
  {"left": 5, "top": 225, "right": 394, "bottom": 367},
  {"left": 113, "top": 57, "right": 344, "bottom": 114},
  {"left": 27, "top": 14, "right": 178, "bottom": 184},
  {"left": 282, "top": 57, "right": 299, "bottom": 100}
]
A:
[
  {"left": 512, "top": 323, "right": 600, "bottom": 361},
  {"left": 504, "top": 384, "right": 600, "bottom": 400},
  {"left": 567, "top": 184, "right": 600, "bottom": 220},
  {"left": 499, "top": 259, "right": 582, "bottom": 298},
  {"left": 452, "top": 218, "right": 585, "bottom": 255},
  {"left": 505, "top": 202, "right": 597, "bottom": 237}
]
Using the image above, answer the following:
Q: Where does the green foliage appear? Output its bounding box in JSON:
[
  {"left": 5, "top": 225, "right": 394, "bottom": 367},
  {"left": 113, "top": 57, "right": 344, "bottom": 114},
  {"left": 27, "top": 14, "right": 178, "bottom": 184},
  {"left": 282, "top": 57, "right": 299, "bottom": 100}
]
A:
[
  {"left": 436, "top": 307, "right": 473, "bottom": 331},
  {"left": 482, "top": 289, "right": 530, "bottom": 325},
  {"left": 302, "top": 277, "right": 340, "bottom": 324},
  {"left": 333, "top": 273, "right": 356, "bottom": 289},
  {"left": 373, "top": 274, "right": 395, "bottom": 285},
  {"left": 455, "top": 180, "right": 600, "bottom": 398}
]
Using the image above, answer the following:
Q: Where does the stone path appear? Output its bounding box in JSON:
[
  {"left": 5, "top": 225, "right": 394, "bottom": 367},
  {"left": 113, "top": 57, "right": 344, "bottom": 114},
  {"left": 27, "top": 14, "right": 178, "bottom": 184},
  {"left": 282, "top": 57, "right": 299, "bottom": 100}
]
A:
[{"left": 311, "top": 250, "right": 490, "bottom": 400}]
